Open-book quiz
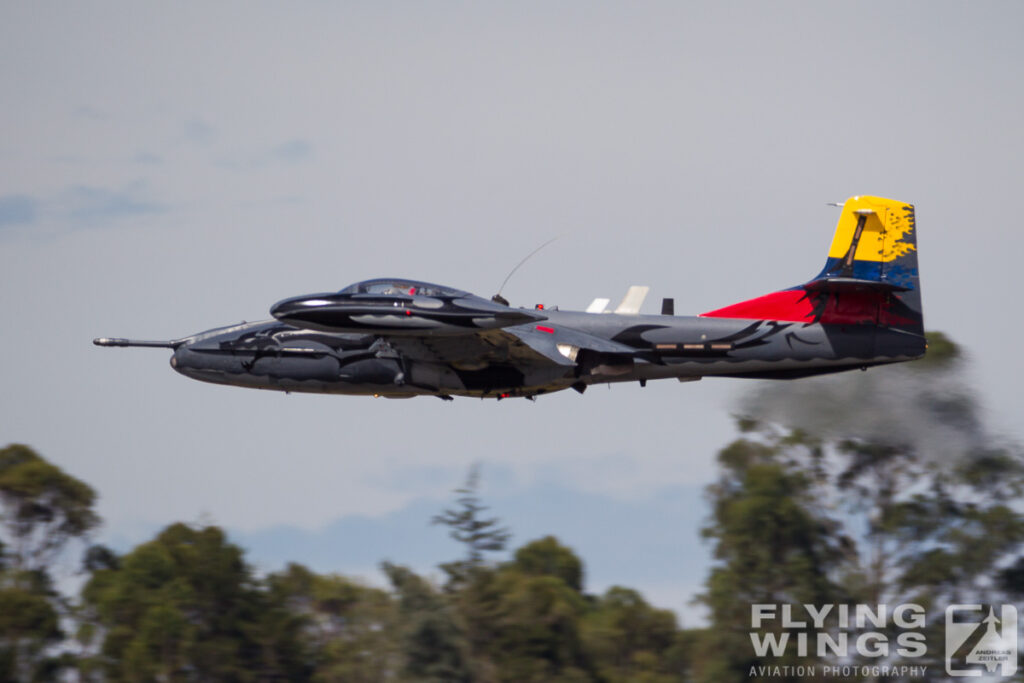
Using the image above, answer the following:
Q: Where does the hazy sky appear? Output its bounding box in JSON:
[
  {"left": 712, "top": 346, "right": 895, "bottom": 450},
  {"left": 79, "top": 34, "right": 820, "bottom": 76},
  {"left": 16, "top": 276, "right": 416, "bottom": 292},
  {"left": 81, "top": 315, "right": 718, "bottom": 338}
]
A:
[{"left": 2, "top": 2, "right": 1022, "bottom": 623}]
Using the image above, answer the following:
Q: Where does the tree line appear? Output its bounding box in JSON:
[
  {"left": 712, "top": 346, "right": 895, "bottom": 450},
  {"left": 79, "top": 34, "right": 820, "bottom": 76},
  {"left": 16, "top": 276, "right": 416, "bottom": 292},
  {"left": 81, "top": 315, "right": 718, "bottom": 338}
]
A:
[
  {"left": 0, "top": 449, "right": 692, "bottom": 681},
  {"left": 3, "top": 332, "right": 1023, "bottom": 681}
]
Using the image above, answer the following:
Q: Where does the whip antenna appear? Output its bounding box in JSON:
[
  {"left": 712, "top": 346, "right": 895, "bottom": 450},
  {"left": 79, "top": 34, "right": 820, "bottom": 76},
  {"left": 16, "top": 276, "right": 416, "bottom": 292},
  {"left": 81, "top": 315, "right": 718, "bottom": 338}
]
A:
[{"left": 492, "top": 236, "right": 559, "bottom": 305}]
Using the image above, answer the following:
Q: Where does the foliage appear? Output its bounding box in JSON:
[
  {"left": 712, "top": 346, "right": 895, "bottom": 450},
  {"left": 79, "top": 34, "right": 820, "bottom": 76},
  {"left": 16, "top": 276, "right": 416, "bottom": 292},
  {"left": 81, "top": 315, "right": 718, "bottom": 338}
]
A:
[
  {"left": 266, "top": 563, "right": 399, "bottom": 682},
  {"left": 915, "top": 330, "right": 960, "bottom": 368},
  {"left": 0, "top": 443, "right": 99, "bottom": 573},
  {"left": 0, "top": 575, "right": 63, "bottom": 682},
  {"left": 698, "top": 435, "right": 850, "bottom": 683},
  {"left": 383, "top": 561, "right": 472, "bottom": 683},
  {"left": 513, "top": 535, "right": 584, "bottom": 592},
  {"left": 581, "top": 587, "right": 684, "bottom": 683},
  {"left": 432, "top": 463, "right": 510, "bottom": 588},
  {"left": 485, "top": 568, "right": 590, "bottom": 681},
  {"left": 59, "top": 472, "right": 697, "bottom": 682},
  {"left": 78, "top": 523, "right": 305, "bottom": 681},
  {"left": 66, "top": 514, "right": 696, "bottom": 682},
  {"left": 700, "top": 332, "right": 1024, "bottom": 680},
  {"left": 0, "top": 443, "right": 98, "bottom": 681}
]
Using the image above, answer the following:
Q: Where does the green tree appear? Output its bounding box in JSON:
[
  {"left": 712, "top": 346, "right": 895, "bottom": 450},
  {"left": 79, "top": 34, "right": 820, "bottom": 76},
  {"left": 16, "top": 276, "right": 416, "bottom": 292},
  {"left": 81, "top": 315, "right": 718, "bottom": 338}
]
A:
[
  {"left": 429, "top": 466, "right": 512, "bottom": 679},
  {"left": 263, "top": 563, "right": 399, "bottom": 682},
  {"left": 582, "top": 587, "right": 685, "bottom": 683},
  {"left": 382, "top": 561, "right": 472, "bottom": 683},
  {"left": 0, "top": 444, "right": 98, "bottom": 681},
  {"left": 432, "top": 464, "right": 510, "bottom": 588},
  {"left": 0, "top": 572, "right": 63, "bottom": 682},
  {"left": 485, "top": 568, "right": 591, "bottom": 682},
  {"left": 513, "top": 535, "right": 584, "bottom": 592},
  {"left": 699, "top": 435, "right": 848, "bottom": 683},
  {"left": 0, "top": 443, "right": 99, "bottom": 573},
  {"left": 427, "top": 468, "right": 696, "bottom": 681},
  {"left": 78, "top": 523, "right": 300, "bottom": 681}
]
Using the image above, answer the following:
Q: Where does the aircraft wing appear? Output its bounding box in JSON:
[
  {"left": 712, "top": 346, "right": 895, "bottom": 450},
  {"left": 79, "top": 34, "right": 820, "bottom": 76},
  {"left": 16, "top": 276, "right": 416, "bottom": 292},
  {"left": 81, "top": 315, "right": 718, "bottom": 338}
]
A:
[
  {"left": 383, "top": 324, "right": 637, "bottom": 369},
  {"left": 511, "top": 324, "right": 638, "bottom": 358}
]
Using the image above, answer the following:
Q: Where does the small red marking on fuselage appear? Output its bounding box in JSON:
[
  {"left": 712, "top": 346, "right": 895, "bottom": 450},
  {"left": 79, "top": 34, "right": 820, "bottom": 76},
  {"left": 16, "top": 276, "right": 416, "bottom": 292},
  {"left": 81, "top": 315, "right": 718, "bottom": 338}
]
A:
[{"left": 536, "top": 325, "right": 555, "bottom": 334}]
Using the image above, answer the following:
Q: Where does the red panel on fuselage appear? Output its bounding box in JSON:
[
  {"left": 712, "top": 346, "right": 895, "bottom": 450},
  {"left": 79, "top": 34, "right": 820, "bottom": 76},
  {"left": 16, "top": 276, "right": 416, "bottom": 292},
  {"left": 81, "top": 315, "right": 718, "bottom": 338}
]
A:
[
  {"left": 701, "top": 289, "right": 815, "bottom": 323},
  {"left": 701, "top": 287, "right": 907, "bottom": 326}
]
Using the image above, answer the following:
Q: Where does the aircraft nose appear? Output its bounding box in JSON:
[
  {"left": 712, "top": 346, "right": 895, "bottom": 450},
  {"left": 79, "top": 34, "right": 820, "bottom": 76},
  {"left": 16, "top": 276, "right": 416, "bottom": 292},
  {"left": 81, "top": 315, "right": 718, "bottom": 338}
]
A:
[
  {"left": 170, "top": 339, "right": 234, "bottom": 384},
  {"left": 170, "top": 343, "right": 199, "bottom": 374},
  {"left": 170, "top": 338, "right": 222, "bottom": 375}
]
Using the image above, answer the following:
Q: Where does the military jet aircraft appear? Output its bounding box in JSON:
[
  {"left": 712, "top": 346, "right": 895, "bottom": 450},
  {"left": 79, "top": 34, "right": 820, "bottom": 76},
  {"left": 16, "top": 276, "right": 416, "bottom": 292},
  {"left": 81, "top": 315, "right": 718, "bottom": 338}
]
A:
[{"left": 95, "top": 195, "right": 925, "bottom": 400}]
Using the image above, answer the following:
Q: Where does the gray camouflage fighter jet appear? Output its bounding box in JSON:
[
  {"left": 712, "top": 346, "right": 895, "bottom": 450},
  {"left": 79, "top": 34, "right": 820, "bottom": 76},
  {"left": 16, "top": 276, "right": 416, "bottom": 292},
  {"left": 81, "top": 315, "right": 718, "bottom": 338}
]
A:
[{"left": 95, "top": 196, "right": 926, "bottom": 400}]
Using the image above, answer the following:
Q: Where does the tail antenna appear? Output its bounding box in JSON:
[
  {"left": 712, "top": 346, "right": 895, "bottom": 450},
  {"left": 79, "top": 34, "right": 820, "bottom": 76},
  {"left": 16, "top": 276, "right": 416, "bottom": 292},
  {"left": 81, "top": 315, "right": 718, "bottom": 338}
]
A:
[{"left": 492, "top": 237, "right": 559, "bottom": 306}]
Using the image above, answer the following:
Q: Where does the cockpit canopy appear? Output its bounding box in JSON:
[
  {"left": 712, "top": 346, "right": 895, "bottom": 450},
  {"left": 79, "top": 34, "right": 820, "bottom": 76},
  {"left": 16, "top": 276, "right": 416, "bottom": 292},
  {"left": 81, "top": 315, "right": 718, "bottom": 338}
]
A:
[{"left": 338, "top": 279, "right": 468, "bottom": 298}]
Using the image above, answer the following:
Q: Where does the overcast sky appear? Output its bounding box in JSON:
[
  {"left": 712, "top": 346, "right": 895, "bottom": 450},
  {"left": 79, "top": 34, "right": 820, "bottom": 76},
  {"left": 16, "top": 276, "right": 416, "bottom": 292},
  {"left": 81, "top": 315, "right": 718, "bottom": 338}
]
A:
[{"left": 2, "top": 2, "right": 1022, "bottom": 623}]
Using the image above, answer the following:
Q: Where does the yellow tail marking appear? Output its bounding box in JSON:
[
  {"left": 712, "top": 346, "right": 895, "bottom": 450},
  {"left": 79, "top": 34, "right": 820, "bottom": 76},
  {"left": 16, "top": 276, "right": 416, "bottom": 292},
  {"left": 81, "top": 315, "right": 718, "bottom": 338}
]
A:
[{"left": 827, "top": 195, "right": 916, "bottom": 263}]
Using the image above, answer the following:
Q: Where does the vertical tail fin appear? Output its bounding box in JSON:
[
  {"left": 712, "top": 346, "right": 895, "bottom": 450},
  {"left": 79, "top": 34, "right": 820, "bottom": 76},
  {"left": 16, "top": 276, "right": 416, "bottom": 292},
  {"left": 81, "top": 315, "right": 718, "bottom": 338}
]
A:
[
  {"left": 814, "top": 195, "right": 923, "bottom": 335},
  {"left": 702, "top": 195, "right": 923, "bottom": 336},
  {"left": 817, "top": 196, "right": 920, "bottom": 291}
]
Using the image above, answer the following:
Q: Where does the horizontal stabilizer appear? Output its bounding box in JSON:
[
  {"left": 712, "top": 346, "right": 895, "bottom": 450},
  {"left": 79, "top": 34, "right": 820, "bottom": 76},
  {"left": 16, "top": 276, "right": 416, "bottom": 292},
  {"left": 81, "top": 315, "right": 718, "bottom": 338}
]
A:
[
  {"left": 586, "top": 297, "right": 610, "bottom": 313},
  {"left": 803, "top": 277, "right": 908, "bottom": 293},
  {"left": 614, "top": 286, "right": 650, "bottom": 314}
]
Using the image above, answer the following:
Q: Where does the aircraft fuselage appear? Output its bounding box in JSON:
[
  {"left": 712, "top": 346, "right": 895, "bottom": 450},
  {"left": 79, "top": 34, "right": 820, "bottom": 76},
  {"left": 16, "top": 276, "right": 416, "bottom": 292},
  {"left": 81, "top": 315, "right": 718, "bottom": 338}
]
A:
[{"left": 162, "top": 308, "right": 922, "bottom": 400}]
